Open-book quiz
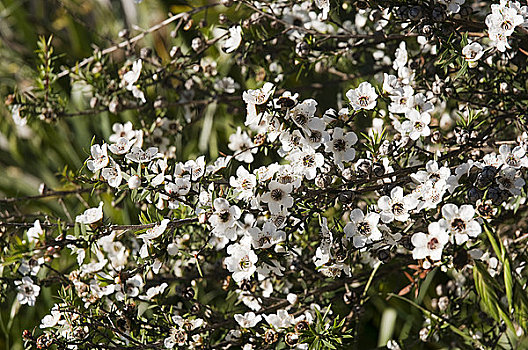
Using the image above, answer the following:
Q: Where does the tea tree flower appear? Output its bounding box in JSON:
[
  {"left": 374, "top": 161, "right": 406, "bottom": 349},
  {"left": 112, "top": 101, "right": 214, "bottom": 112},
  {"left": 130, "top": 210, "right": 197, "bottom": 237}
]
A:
[
  {"left": 440, "top": 204, "right": 481, "bottom": 245},
  {"left": 125, "top": 147, "right": 161, "bottom": 163},
  {"left": 243, "top": 82, "right": 274, "bottom": 128},
  {"left": 289, "top": 98, "right": 318, "bottom": 131},
  {"left": 109, "top": 137, "right": 132, "bottom": 155},
  {"left": 462, "top": 42, "right": 484, "bottom": 68},
  {"left": 87, "top": 143, "right": 109, "bottom": 172},
  {"left": 27, "top": 219, "right": 43, "bottom": 244},
  {"left": 15, "top": 276, "right": 40, "bottom": 306},
  {"left": 344, "top": 209, "right": 383, "bottom": 248},
  {"left": 234, "top": 312, "right": 262, "bottom": 328},
  {"left": 314, "top": 0, "right": 330, "bottom": 20},
  {"left": 248, "top": 222, "right": 286, "bottom": 249},
  {"left": 261, "top": 181, "right": 294, "bottom": 214},
  {"left": 411, "top": 222, "right": 449, "bottom": 261},
  {"left": 138, "top": 219, "right": 170, "bottom": 242},
  {"left": 109, "top": 122, "right": 137, "bottom": 143},
  {"left": 123, "top": 59, "right": 146, "bottom": 103},
  {"left": 230, "top": 166, "right": 257, "bottom": 201},
  {"left": 499, "top": 144, "right": 528, "bottom": 169},
  {"left": 496, "top": 167, "right": 525, "bottom": 196},
  {"left": 222, "top": 25, "right": 242, "bottom": 53},
  {"left": 402, "top": 109, "right": 431, "bottom": 140},
  {"left": 346, "top": 82, "right": 378, "bottom": 111},
  {"left": 377, "top": 186, "right": 418, "bottom": 223},
  {"left": 263, "top": 309, "right": 295, "bottom": 330},
  {"left": 75, "top": 202, "right": 104, "bottom": 224},
  {"left": 40, "top": 305, "right": 61, "bottom": 328},
  {"left": 325, "top": 127, "right": 358, "bottom": 170},
  {"left": 225, "top": 241, "right": 258, "bottom": 283},
  {"left": 209, "top": 198, "right": 241, "bottom": 240},
  {"left": 101, "top": 160, "right": 123, "bottom": 188},
  {"left": 288, "top": 146, "right": 325, "bottom": 180},
  {"left": 411, "top": 160, "right": 451, "bottom": 185},
  {"left": 228, "top": 127, "right": 257, "bottom": 163}
]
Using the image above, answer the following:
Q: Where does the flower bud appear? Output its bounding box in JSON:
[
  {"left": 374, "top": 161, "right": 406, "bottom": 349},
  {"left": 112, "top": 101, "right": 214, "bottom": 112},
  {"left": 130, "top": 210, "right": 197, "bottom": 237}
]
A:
[{"left": 128, "top": 175, "right": 141, "bottom": 189}]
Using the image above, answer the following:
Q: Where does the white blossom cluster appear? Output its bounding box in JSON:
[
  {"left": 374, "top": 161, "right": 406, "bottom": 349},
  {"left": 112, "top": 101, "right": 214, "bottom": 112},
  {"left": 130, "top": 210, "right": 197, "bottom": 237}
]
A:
[{"left": 6, "top": 0, "right": 528, "bottom": 348}]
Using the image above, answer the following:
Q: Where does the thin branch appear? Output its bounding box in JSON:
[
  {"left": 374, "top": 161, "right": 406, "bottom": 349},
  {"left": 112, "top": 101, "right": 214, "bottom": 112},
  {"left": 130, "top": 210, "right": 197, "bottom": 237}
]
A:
[{"left": 56, "top": 3, "right": 220, "bottom": 79}]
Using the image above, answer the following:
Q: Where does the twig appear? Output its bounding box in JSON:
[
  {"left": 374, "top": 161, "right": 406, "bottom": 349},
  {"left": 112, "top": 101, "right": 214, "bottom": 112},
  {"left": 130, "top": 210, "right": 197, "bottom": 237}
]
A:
[{"left": 56, "top": 3, "right": 220, "bottom": 79}]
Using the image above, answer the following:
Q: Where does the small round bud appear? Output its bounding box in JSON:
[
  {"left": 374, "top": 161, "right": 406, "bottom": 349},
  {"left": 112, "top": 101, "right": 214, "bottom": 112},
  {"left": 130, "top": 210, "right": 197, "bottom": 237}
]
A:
[
  {"left": 128, "top": 175, "right": 141, "bottom": 189},
  {"left": 218, "top": 14, "right": 228, "bottom": 24}
]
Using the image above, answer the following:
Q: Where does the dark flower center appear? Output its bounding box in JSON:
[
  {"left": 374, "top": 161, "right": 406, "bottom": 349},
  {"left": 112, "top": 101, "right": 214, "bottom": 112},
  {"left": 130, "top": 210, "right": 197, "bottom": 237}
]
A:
[
  {"left": 271, "top": 188, "right": 284, "bottom": 201},
  {"left": 451, "top": 218, "right": 466, "bottom": 233},
  {"left": 357, "top": 222, "right": 371, "bottom": 236},
  {"left": 427, "top": 237, "right": 439, "bottom": 250},
  {"left": 333, "top": 138, "right": 347, "bottom": 152}
]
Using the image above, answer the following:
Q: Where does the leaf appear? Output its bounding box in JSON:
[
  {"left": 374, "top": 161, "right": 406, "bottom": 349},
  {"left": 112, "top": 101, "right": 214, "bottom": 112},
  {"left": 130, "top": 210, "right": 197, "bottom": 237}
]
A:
[
  {"left": 473, "top": 262, "right": 515, "bottom": 332},
  {"left": 503, "top": 257, "right": 513, "bottom": 313}
]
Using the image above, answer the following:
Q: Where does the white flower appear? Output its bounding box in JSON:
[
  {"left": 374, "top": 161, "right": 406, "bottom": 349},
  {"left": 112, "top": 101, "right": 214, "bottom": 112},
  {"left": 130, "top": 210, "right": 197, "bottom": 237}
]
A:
[
  {"left": 228, "top": 127, "right": 257, "bottom": 163},
  {"left": 11, "top": 104, "right": 26, "bottom": 126},
  {"left": 314, "top": 217, "right": 332, "bottom": 267},
  {"left": 462, "top": 42, "right": 484, "bottom": 68},
  {"left": 325, "top": 127, "right": 357, "bottom": 170},
  {"left": 263, "top": 309, "right": 295, "bottom": 330},
  {"left": 249, "top": 222, "right": 286, "bottom": 249},
  {"left": 27, "top": 220, "right": 43, "bottom": 244},
  {"left": 225, "top": 241, "right": 258, "bottom": 283},
  {"left": 393, "top": 41, "right": 408, "bottom": 71},
  {"left": 344, "top": 209, "right": 383, "bottom": 248},
  {"left": 243, "top": 83, "right": 274, "bottom": 128},
  {"left": 411, "top": 222, "right": 449, "bottom": 261},
  {"left": 314, "top": 0, "right": 330, "bottom": 20},
  {"left": 101, "top": 160, "right": 122, "bottom": 188},
  {"left": 499, "top": 144, "right": 528, "bottom": 169},
  {"left": 214, "top": 77, "right": 239, "bottom": 94},
  {"left": 440, "top": 204, "right": 481, "bottom": 245},
  {"left": 86, "top": 143, "right": 109, "bottom": 172},
  {"left": 261, "top": 181, "right": 294, "bottom": 214},
  {"left": 140, "top": 283, "right": 168, "bottom": 301},
  {"left": 346, "top": 82, "right": 378, "bottom": 110},
  {"left": 302, "top": 117, "right": 329, "bottom": 150},
  {"left": 123, "top": 59, "right": 142, "bottom": 87},
  {"left": 184, "top": 156, "right": 206, "bottom": 181},
  {"left": 402, "top": 109, "right": 431, "bottom": 140},
  {"left": 496, "top": 167, "right": 525, "bottom": 196},
  {"left": 40, "top": 305, "right": 61, "bottom": 328},
  {"left": 75, "top": 202, "right": 103, "bottom": 224},
  {"left": 164, "top": 327, "right": 186, "bottom": 348},
  {"left": 234, "top": 312, "right": 262, "bottom": 328},
  {"left": 125, "top": 147, "right": 161, "bottom": 163},
  {"left": 138, "top": 219, "right": 170, "bottom": 242},
  {"left": 109, "top": 137, "right": 132, "bottom": 155},
  {"left": 209, "top": 198, "right": 241, "bottom": 240},
  {"left": 230, "top": 166, "right": 257, "bottom": 201},
  {"left": 411, "top": 160, "right": 451, "bottom": 185},
  {"left": 383, "top": 73, "right": 403, "bottom": 94},
  {"left": 289, "top": 98, "right": 318, "bottom": 131},
  {"left": 109, "top": 122, "right": 137, "bottom": 143},
  {"left": 288, "top": 146, "right": 325, "bottom": 180},
  {"left": 414, "top": 179, "right": 448, "bottom": 211},
  {"left": 377, "top": 186, "right": 418, "bottom": 223},
  {"left": 388, "top": 86, "right": 414, "bottom": 114},
  {"left": 15, "top": 276, "right": 40, "bottom": 306},
  {"left": 222, "top": 25, "right": 242, "bottom": 53},
  {"left": 123, "top": 59, "right": 146, "bottom": 103}
]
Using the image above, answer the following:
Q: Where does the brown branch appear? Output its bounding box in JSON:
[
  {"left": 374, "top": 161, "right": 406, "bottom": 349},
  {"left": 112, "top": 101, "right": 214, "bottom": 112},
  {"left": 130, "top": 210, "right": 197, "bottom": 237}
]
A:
[{"left": 56, "top": 3, "right": 220, "bottom": 79}]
